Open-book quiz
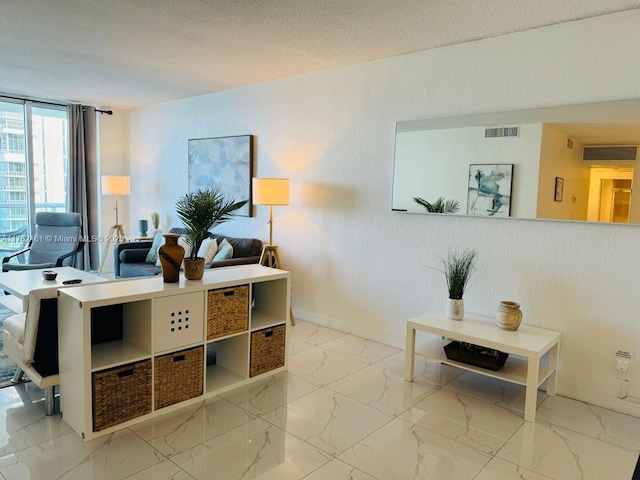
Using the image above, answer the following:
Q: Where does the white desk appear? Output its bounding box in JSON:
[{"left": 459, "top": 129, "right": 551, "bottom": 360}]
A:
[
  {"left": 0, "top": 267, "right": 107, "bottom": 310},
  {"left": 405, "top": 311, "right": 561, "bottom": 422}
]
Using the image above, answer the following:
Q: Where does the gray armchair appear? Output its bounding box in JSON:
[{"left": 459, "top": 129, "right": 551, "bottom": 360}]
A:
[{"left": 2, "top": 212, "right": 84, "bottom": 272}]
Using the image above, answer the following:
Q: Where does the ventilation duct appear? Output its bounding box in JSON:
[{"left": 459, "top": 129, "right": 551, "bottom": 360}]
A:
[
  {"left": 484, "top": 126, "right": 519, "bottom": 138},
  {"left": 582, "top": 145, "right": 638, "bottom": 166}
]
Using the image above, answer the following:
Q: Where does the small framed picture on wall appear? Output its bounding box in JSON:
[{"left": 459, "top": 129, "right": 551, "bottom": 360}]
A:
[{"left": 554, "top": 177, "right": 564, "bottom": 202}]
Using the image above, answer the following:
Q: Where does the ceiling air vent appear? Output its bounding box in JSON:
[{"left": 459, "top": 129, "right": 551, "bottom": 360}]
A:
[
  {"left": 582, "top": 145, "right": 638, "bottom": 166},
  {"left": 484, "top": 126, "right": 519, "bottom": 138}
]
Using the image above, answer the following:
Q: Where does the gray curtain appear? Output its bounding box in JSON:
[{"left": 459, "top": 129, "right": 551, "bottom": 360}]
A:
[{"left": 68, "top": 104, "right": 99, "bottom": 271}]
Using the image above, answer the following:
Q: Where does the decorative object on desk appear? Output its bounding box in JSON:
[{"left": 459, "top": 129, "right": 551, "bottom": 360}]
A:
[
  {"left": 150, "top": 211, "right": 160, "bottom": 232},
  {"left": 467, "top": 164, "right": 513, "bottom": 217},
  {"left": 158, "top": 233, "right": 185, "bottom": 283},
  {"left": 42, "top": 270, "right": 57, "bottom": 281},
  {"left": 496, "top": 301, "right": 523, "bottom": 330},
  {"left": 138, "top": 219, "right": 148, "bottom": 237},
  {"left": 98, "top": 175, "right": 130, "bottom": 275},
  {"left": 252, "top": 177, "right": 295, "bottom": 326},
  {"left": 175, "top": 188, "right": 247, "bottom": 280},
  {"left": 188, "top": 135, "right": 253, "bottom": 217},
  {"left": 443, "top": 341, "right": 509, "bottom": 371},
  {"left": 414, "top": 196, "right": 460, "bottom": 214},
  {"left": 437, "top": 247, "right": 477, "bottom": 320}
]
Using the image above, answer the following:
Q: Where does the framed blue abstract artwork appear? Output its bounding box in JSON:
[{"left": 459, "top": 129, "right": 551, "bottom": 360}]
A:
[
  {"left": 188, "top": 135, "right": 253, "bottom": 217},
  {"left": 467, "top": 164, "right": 513, "bottom": 217}
]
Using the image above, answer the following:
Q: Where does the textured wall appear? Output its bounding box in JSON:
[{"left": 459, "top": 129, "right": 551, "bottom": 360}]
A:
[{"left": 124, "top": 10, "right": 640, "bottom": 415}]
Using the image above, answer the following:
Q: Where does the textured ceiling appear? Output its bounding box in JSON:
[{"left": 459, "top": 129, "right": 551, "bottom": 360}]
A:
[{"left": 1, "top": 0, "right": 639, "bottom": 110}]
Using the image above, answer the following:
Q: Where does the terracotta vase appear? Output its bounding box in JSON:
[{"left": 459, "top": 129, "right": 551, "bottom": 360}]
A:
[
  {"left": 158, "top": 233, "right": 184, "bottom": 283},
  {"left": 183, "top": 257, "right": 205, "bottom": 280},
  {"left": 446, "top": 298, "right": 464, "bottom": 320},
  {"left": 496, "top": 301, "right": 523, "bottom": 330}
]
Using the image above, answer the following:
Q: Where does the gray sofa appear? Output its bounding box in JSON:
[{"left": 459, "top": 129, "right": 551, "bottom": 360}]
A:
[{"left": 114, "top": 228, "right": 263, "bottom": 278}]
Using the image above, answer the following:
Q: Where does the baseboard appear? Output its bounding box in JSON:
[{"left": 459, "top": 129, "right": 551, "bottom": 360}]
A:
[
  {"left": 556, "top": 382, "right": 640, "bottom": 418},
  {"left": 294, "top": 309, "right": 406, "bottom": 350}
]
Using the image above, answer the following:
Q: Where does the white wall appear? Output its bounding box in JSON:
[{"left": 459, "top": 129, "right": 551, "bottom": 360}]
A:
[
  {"left": 119, "top": 10, "right": 640, "bottom": 415},
  {"left": 394, "top": 124, "right": 542, "bottom": 217},
  {"left": 97, "top": 109, "right": 129, "bottom": 273},
  {"left": 536, "top": 124, "right": 590, "bottom": 220}
]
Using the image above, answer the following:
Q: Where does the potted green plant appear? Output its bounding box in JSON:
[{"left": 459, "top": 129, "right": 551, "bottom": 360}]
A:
[
  {"left": 414, "top": 196, "right": 460, "bottom": 214},
  {"left": 175, "top": 188, "right": 247, "bottom": 280},
  {"left": 437, "top": 247, "right": 477, "bottom": 320}
]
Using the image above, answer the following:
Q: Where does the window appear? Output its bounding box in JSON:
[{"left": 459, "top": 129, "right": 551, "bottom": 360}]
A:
[{"left": 0, "top": 98, "right": 69, "bottom": 250}]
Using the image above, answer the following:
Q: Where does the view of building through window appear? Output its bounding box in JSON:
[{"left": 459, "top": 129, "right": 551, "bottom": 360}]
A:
[{"left": 0, "top": 99, "right": 68, "bottom": 253}]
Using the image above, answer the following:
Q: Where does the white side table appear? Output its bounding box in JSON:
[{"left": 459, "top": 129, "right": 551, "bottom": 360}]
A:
[{"left": 405, "top": 311, "right": 561, "bottom": 422}]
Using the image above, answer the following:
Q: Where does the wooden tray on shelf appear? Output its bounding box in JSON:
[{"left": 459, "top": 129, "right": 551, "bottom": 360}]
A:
[{"left": 443, "top": 341, "right": 509, "bottom": 371}]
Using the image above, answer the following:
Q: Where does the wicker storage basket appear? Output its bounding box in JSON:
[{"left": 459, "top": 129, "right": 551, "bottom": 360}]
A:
[
  {"left": 250, "top": 325, "right": 286, "bottom": 377},
  {"left": 154, "top": 346, "right": 204, "bottom": 410},
  {"left": 207, "top": 285, "right": 249, "bottom": 340},
  {"left": 92, "top": 359, "right": 152, "bottom": 431},
  {"left": 443, "top": 341, "right": 509, "bottom": 371}
]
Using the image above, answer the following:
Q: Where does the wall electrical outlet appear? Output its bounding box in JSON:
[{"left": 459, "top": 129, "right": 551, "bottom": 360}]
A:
[{"left": 615, "top": 358, "right": 631, "bottom": 380}]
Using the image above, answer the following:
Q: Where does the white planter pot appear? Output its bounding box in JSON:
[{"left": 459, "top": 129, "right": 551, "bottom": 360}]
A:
[{"left": 446, "top": 298, "right": 464, "bottom": 320}]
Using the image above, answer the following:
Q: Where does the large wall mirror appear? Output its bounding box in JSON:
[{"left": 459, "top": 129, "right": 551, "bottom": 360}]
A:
[{"left": 392, "top": 99, "right": 640, "bottom": 224}]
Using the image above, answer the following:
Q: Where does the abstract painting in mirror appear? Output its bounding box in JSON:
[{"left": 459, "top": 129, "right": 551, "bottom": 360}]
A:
[{"left": 392, "top": 99, "right": 640, "bottom": 225}]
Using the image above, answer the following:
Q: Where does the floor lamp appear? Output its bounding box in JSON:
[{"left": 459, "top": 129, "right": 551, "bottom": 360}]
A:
[
  {"left": 252, "top": 177, "right": 295, "bottom": 326},
  {"left": 98, "top": 175, "right": 130, "bottom": 275}
]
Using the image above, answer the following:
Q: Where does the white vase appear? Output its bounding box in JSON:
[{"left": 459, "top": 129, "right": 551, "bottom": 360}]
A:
[
  {"left": 496, "top": 301, "right": 522, "bottom": 330},
  {"left": 446, "top": 298, "right": 464, "bottom": 320}
]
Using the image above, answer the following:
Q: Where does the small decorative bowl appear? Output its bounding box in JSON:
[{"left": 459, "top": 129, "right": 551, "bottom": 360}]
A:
[{"left": 42, "top": 270, "right": 57, "bottom": 281}]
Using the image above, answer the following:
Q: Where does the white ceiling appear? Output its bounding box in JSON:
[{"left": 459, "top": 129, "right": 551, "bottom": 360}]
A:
[{"left": 1, "top": 0, "right": 639, "bottom": 110}]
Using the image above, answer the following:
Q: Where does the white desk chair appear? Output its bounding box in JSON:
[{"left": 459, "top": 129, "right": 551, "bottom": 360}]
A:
[{"left": 2, "top": 287, "right": 60, "bottom": 415}]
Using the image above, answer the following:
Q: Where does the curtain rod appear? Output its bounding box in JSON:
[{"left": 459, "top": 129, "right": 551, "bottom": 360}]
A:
[
  {"left": 1, "top": 94, "right": 113, "bottom": 114},
  {"left": 1, "top": 94, "right": 65, "bottom": 108}
]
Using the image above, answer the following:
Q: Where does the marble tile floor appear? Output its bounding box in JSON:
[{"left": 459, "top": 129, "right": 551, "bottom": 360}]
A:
[{"left": 0, "top": 320, "right": 637, "bottom": 479}]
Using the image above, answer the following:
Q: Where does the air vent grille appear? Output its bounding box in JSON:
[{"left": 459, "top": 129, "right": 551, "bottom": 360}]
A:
[
  {"left": 567, "top": 138, "right": 574, "bottom": 150},
  {"left": 582, "top": 145, "right": 638, "bottom": 162},
  {"left": 484, "top": 126, "right": 519, "bottom": 138}
]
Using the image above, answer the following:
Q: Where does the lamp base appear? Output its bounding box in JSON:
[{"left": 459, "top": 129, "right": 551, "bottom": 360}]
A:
[
  {"left": 97, "top": 224, "right": 127, "bottom": 275},
  {"left": 259, "top": 245, "right": 295, "bottom": 326}
]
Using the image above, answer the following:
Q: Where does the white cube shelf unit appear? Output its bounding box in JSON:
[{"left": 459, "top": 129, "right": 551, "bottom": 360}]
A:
[{"left": 58, "top": 264, "right": 290, "bottom": 441}]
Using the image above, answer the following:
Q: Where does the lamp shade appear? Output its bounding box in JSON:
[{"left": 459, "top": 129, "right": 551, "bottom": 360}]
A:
[
  {"left": 252, "top": 178, "right": 289, "bottom": 206},
  {"left": 101, "top": 175, "right": 130, "bottom": 196}
]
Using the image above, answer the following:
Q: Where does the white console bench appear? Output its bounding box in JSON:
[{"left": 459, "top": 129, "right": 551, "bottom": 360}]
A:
[{"left": 405, "top": 311, "right": 561, "bottom": 422}]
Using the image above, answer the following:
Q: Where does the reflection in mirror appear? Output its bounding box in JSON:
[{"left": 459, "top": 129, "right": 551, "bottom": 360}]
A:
[{"left": 392, "top": 99, "right": 640, "bottom": 224}]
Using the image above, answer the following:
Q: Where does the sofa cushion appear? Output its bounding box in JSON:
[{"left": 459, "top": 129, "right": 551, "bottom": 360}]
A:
[
  {"left": 145, "top": 231, "right": 163, "bottom": 264},
  {"left": 213, "top": 238, "right": 233, "bottom": 261},
  {"left": 120, "top": 249, "right": 149, "bottom": 264},
  {"left": 210, "top": 234, "right": 262, "bottom": 258},
  {"left": 197, "top": 238, "right": 218, "bottom": 262},
  {"left": 121, "top": 262, "right": 162, "bottom": 278}
]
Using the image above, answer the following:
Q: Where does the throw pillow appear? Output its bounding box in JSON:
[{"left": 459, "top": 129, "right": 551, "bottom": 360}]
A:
[
  {"left": 212, "top": 238, "right": 233, "bottom": 261},
  {"left": 145, "top": 231, "right": 163, "bottom": 264},
  {"left": 197, "top": 238, "right": 218, "bottom": 263}
]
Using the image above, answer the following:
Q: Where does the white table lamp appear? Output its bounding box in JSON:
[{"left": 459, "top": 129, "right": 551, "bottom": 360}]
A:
[{"left": 98, "top": 175, "right": 131, "bottom": 274}]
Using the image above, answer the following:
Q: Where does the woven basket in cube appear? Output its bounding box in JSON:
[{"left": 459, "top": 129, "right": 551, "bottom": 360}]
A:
[
  {"left": 250, "top": 325, "right": 285, "bottom": 377},
  {"left": 207, "top": 285, "right": 249, "bottom": 340},
  {"left": 92, "top": 359, "right": 152, "bottom": 431},
  {"left": 154, "top": 346, "right": 204, "bottom": 410}
]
